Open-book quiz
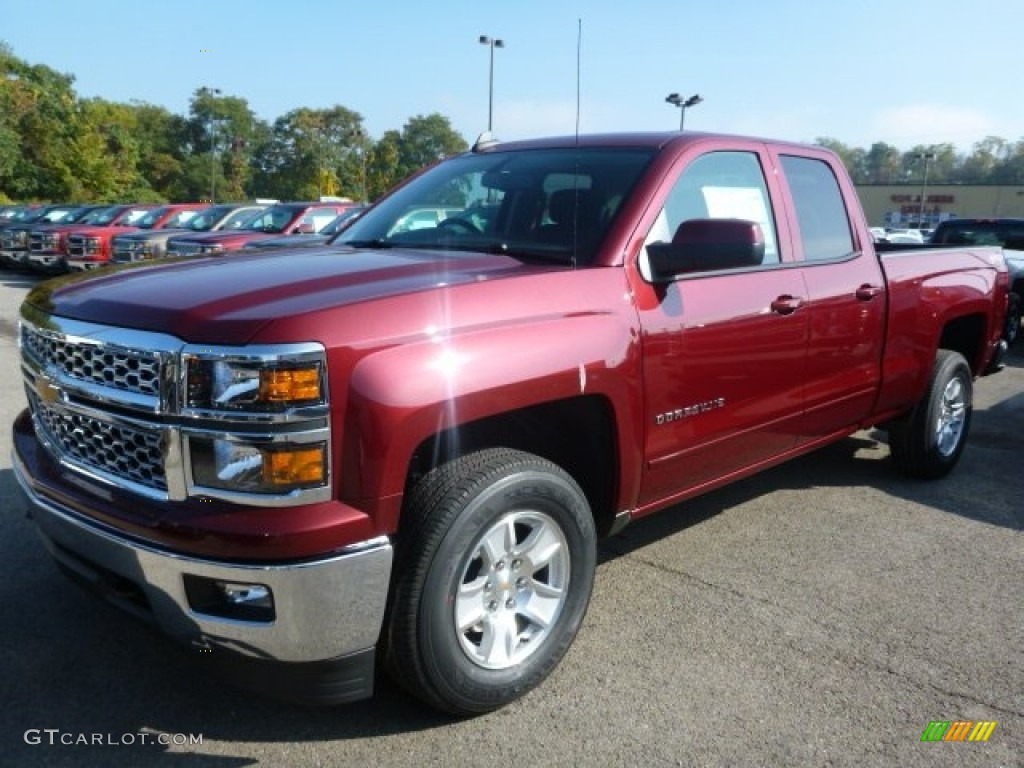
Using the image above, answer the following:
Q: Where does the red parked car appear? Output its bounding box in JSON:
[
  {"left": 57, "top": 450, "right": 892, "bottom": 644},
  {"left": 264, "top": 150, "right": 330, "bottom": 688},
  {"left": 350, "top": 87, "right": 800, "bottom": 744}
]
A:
[
  {"left": 65, "top": 203, "right": 207, "bottom": 271},
  {"left": 164, "top": 202, "right": 355, "bottom": 257}
]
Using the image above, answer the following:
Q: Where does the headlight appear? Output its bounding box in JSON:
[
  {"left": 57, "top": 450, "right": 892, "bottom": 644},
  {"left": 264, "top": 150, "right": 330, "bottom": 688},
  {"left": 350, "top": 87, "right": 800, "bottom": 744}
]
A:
[
  {"left": 190, "top": 438, "right": 327, "bottom": 493},
  {"left": 182, "top": 343, "right": 331, "bottom": 500},
  {"left": 185, "top": 358, "right": 324, "bottom": 411},
  {"left": 200, "top": 244, "right": 224, "bottom": 254}
]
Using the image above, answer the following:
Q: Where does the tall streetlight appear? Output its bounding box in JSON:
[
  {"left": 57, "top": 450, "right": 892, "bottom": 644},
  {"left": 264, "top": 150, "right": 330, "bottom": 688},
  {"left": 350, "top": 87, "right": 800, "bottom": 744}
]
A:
[
  {"left": 665, "top": 92, "right": 703, "bottom": 131},
  {"left": 200, "top": 86, "right": 222, "bottom": 202},
  {"left": 915, "top": 150, "right": 936, "bottom": 229},
  {"left": 350, "top": 128, "right": 368, "bottom": 202},
  {"left": 479, "top": 35, "right": 505, "bottom": 132}
]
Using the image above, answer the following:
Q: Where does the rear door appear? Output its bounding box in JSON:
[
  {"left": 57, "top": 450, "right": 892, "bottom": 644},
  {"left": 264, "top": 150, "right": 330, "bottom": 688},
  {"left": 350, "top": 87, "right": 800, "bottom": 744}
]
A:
[{"left": 772, "top": 151, "right": 887, "bottom": 440}]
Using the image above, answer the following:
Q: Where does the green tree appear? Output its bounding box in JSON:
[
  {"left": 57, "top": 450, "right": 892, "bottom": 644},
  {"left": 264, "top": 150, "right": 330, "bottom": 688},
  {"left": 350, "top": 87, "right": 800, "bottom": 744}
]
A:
[
  {"left": 180, "top": 87, "right": 263, "bottom": 202},
  {"left": 252, "top": 106, "right": 365, "bottom": 201},
  {"left": 394, "top": 114, "right": 467, "bottom": 181},
  {"left": 0, "top": 43, "right": 78, "bottom": 200}
]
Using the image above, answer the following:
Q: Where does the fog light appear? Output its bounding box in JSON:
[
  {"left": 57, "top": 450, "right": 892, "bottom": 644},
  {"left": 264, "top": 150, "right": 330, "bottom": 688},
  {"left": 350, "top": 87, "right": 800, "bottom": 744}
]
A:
[{"left": 183, "top": 575, "right": 275, "bottom": 622}]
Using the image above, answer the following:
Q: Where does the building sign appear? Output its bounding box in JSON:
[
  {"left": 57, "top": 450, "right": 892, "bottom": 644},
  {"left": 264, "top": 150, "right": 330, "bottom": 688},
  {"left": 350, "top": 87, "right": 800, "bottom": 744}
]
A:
[{"left": 890, "top": 194, "right": 955, "bottom": 203}]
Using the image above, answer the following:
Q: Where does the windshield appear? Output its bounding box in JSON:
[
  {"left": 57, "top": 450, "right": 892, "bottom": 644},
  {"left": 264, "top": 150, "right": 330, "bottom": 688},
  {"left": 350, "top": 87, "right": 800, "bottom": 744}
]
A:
[
  {"left": 932, "top": 220, "right": 1024, "bottom": 248},
  {"left": 187, "top": 205, "right": 233, "bottom": 231},
  {"left": 134, "top": 206, "right": 170, "bottom": 228},
  {"left": 239, "top": 205, "right": 300, "bottom": 234},
  {"left": 41, "top": 207, "right": 79, "bottom": 223},
  {"left": 80, "top": 206, "right": 122, "bottom": 226},
  {"left": 322, "top": 206, "right": 366, "bottom": 236},
  {"left": 159, "top": 209, "right": 200, "bottom": 229},
  {"left": 113, "top": 208, "right": 153, "bottom": 226},
  {"left": 336, "top": 147, "right": 655, "bottom": 265}
]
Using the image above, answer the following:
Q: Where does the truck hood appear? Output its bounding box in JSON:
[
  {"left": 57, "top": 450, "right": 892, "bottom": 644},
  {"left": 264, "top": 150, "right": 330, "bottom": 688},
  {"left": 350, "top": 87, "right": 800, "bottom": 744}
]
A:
[
  {"left": 69, "top": 225, "right": 139, "bottom": 237},
  {"left": 116, "top": 228, "right": 190, "bottom": 242},
  {"left": 169, "top": 230, "right": 265, "bottom": 243},
  {"left": 24, "top": 245, "right": 563, "bottom": 344}
]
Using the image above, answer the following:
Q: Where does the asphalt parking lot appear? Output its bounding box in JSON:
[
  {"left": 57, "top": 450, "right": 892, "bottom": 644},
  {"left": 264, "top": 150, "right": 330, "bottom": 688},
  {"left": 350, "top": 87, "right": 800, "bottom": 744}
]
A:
[{"left": 0, "top": 269, "right": 1020, "bottom": 768}]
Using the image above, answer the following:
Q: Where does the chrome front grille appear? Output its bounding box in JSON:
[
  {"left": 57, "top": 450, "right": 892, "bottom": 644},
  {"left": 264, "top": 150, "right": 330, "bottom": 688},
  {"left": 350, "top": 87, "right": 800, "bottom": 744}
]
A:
[
  {"left": 21, "top": 324, "right": 162, "bottom": 398},
  {"left": 30, "top": 392, "right": 168, "bottom": 491}
]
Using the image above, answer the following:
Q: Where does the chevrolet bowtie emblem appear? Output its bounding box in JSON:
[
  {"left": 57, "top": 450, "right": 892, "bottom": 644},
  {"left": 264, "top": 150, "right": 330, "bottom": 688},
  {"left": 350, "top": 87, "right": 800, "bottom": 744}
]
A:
[{"left": 36, "top": 373, "right": 62, "bottom": 404}]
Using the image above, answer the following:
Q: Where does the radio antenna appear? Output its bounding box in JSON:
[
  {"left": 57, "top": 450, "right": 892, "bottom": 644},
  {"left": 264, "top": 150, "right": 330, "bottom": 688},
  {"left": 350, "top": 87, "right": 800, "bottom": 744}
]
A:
[
  {"left": 571, "top": 18, "right": 583, "bottom": 269},
  {"left": 575, "top": 18, "right": 582, "bottom": 140}
]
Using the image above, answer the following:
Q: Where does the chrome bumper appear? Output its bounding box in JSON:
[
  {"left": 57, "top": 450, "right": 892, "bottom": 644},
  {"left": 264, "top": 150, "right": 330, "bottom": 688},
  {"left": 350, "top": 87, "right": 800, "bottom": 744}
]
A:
[{"left": 12, "top": 450, "right": 393, "bottom": 664}]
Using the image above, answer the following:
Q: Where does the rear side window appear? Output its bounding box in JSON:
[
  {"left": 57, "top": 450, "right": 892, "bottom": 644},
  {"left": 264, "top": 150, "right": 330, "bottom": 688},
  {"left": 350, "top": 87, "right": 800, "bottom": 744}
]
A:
[{"left": 780, "top": 155, "right": 854, "bottom": 262}]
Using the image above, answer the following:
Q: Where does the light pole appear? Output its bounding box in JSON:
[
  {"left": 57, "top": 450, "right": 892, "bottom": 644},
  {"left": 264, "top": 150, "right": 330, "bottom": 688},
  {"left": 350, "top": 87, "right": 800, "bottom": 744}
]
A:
[
  {"left": 665, "top": 92, "right": 703, "bottom": 131},
  {"left": 350, "top": 128, "right": 368, "bottom": 202},
  {"left": 201, "top": 86, "right": 222, "bottom": 202},
  {"left": 915, "top": 150, "right": 936, "bottom": 229},
  {"left": 479, "top": 35, "right": 505, "bottom": 132}
]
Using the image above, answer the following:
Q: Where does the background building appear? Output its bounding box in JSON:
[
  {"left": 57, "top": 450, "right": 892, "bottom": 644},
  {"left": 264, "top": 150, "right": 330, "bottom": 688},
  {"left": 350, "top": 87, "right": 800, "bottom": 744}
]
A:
[{"left": 855, "top": 185, "right": 1024, "bottom": 228}]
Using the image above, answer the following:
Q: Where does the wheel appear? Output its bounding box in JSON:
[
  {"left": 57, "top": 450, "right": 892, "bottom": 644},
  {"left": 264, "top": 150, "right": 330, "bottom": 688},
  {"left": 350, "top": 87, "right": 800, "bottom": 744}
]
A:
[
  {"left": 1004, "top": 293, "right": 1021, "bottom": 346},
  {"left": 436, "top": 217, "right": 481, "bottom": 236},
  {"left": 888, "top": 349, "right": 972, "bottom": 479},
  {"left": 384, "top": 448, "right": 596, "bottom": 715}
]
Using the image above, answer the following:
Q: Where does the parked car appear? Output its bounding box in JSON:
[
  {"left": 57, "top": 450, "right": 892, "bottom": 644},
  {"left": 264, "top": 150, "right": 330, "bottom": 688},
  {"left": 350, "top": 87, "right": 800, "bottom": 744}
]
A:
[
  {"left": 0, "top": 204, "right": 93, "bottom": 270},
  {"left": 66, "top": 203, "right": 208, "bottom": 271},
  {"left": 11, "top": 131, "right": 1008, "bottom": 715},
  {"left": 110, "top": 203, "right": 268, "bottom": 264},
  {"left": 930, "top": 218, "right": 1024, "bottom": 344},
  {"left": 26, "top": 204, "right": 114, "bottom": 273},
  {"left": 165, "top": 202, "right": 356, "bottom": 256},
  {"left": 0, "top": 203, "right": 47, "bottom": 232},
  {"left": 242, "top": 205, "right": 367, "bottom": 250}
]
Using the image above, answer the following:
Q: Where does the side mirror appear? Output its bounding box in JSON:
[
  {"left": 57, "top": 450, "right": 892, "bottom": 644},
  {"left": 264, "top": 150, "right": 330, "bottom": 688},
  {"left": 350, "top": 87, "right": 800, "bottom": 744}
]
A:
[{"left": 647, "top": 218, "right": 765, "bottom": 282}]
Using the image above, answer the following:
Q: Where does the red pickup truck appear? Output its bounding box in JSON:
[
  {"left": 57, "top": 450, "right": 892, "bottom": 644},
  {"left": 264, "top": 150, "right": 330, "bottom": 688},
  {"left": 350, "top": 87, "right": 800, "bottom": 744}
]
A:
[
  {"left": 64, "top": 203, "right": 207, "bottom": 271},
  {"left": 163, "top": 202, "right": 354, "bottom": 257},
  {"left": 11, "top": 132, "right": 1009, "bottom": 715}
]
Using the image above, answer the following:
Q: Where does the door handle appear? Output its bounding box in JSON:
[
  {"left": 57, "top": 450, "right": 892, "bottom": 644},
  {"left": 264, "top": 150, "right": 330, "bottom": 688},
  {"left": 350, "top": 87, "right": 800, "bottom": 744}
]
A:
[
  {"left": 856, "top": 284, "right": 883, "bottom": 301},
  {"left": 770, "top": 295, "right": 803, "bottom": 315}
]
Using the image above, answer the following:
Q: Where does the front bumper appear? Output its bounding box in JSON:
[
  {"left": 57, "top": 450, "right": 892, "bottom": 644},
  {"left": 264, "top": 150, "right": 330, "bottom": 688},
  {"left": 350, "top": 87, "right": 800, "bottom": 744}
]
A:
[{"left": 12, "top": 446, "right": 394, "bottom": 704}]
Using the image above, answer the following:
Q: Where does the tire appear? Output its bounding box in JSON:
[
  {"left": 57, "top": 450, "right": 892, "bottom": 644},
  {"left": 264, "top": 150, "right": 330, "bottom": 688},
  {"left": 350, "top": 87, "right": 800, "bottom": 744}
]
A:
[
  {"left": 1004, "top": 293, "right": 1021, "bottom": 346},
  {"left": 384, "top": 448, "right": 597, "bottom": 715},
  {"left": 888, "top": 349, "right": 972, "bottom": 479}
]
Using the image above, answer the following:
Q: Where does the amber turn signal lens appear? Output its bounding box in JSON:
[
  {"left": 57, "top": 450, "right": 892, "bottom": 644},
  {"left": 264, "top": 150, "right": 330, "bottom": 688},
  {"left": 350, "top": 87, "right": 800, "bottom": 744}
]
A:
[
  {"left": 260, "top": 366, "right": 321, "bottom": 403},
  {"left": 263, "top": 446, "right": 326, "bottom": 487}
]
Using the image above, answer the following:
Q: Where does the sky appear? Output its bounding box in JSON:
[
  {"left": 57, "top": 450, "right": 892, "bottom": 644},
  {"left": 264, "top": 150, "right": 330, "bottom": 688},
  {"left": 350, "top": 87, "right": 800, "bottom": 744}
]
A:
[{"left": 3, "top": 0, "right": 1020, "bottom": 153}]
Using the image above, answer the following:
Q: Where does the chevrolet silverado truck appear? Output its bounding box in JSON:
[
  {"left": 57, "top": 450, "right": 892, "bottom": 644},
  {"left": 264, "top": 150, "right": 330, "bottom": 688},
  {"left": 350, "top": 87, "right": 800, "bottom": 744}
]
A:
[
  {"left": 65, "top": 204, "right": 208, "bottom": 271},
  {"left": 164, "top": 202, "right": 354, "bottom": 257},
  {"left": 60, "top": 205, "right": 158, "bottom": 271},
  {"left": 110, "top": 203, "right": 269, "bottom": 265},
  {"left": 0, "top": 204, "right": 92, "bottom": 270},
  {"left": 11, "top": 132, "right": 1009, "bottom": 715},
  {"left": 26, "top": 204, "right": 124, "bottom": 273}
]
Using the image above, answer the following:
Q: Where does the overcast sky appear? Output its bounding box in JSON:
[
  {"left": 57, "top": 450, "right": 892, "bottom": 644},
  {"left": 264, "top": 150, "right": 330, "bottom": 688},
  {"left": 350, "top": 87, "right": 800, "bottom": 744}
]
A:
[{"left": 4, "top": 0, "right": 1019, "bottom": 151}]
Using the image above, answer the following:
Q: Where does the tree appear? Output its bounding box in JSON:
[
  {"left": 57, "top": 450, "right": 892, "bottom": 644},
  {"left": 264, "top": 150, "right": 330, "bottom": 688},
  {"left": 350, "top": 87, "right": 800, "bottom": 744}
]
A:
[
  {"left": 251, "top": 106, "right": 365, "bottom": 201},
  {"left": 815, "top": 138, "right": 867, "bottom": 182},
  {"left": 181, "top": 87, "right": 263, "bottom": 202},
  {"left": 394, "top": 114, "right": 467, "bottom": 181},
  {"left": 0, "top": 43, "right": 79, "bottom": 200}
]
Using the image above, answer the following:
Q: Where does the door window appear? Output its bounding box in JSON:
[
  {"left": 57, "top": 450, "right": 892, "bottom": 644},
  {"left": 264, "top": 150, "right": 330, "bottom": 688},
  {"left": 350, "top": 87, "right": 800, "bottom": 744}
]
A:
[
  {"left": 780, "top": 155, "right": 854, "bottom": 262},
  {"left": 641, "top": 151, "right": 779, "bottom": 279}
]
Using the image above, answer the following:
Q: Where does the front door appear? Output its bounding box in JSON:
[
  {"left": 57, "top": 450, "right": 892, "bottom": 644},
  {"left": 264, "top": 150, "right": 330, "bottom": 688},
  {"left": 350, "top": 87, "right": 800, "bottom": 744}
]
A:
[{"left": 630, "top": 147, "right": 809, "bottom": 511}]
